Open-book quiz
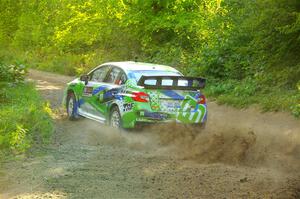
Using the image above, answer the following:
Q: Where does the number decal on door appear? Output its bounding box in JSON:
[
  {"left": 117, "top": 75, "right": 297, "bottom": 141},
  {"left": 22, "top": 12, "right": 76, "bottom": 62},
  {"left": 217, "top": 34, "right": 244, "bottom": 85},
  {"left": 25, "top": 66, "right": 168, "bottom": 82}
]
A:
[{"left": 83, "top": 86, "right": 93, "bottom": 97}]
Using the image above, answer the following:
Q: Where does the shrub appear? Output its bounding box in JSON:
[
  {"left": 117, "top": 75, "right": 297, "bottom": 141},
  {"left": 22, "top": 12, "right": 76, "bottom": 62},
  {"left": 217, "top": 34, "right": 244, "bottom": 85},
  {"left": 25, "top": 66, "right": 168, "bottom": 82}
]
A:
[
  {"left": 0, "top": 83, "right": 53, "bottom": 156},
  {"left": 0, "top": 62, "right": 27, "bottom": 83}
]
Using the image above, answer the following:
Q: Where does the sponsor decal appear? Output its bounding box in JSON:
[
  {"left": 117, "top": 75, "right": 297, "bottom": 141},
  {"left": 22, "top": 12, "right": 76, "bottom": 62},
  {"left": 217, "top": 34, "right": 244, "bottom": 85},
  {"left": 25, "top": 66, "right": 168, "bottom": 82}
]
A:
[
  {"left": 83, "top": 86, "right": 93, "bottom": 96},
  {"left": 92, "top": 85, "right": 107, "bottom": 95},
  {"left": 148, "top": 91, "right": 160, "bottom": 110},
  {"left": 161, "top": 90, "right": 184, "bottom": 100},
  {"left": 176, "top": 95, "right": 206, "bottom": 123},
  {"left": 103, "top": 90, "right": 114, "bottom": 99},
  {"left": 160, "top": 100, "right": 181, "bottom": 112},
  {"left": 144, "top": 111, "right": 167, "bottom": 120},
  {"left": 123, "top": 103, "right": 133, "bottom": 112}
]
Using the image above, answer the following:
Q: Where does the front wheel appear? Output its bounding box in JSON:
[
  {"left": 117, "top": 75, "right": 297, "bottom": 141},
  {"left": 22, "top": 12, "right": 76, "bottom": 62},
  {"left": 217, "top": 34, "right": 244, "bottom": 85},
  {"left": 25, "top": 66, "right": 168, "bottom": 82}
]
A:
[
  {"left": 66, "top": 93, "right": 78, "bottom": 120},
  {"left": 110, "top": 107, "right": 122, "bottom": 129}
]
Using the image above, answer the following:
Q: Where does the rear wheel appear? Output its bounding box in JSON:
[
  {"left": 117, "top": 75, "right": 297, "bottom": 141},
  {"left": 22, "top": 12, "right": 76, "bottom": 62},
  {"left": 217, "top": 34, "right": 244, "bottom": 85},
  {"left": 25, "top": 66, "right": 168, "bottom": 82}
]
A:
[
  {"left": 66, "top": 93, "right": 78, "bottom": 120},
  {"left": 110, "top": 106, "right": 122, "bottom": 129}
]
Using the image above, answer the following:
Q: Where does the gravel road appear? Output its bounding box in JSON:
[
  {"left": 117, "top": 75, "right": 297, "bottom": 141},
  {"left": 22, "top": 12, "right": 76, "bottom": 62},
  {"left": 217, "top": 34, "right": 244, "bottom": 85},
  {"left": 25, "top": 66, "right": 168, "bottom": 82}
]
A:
[{"left": 0, "top": 69, "right": 299, "bottom": 199}]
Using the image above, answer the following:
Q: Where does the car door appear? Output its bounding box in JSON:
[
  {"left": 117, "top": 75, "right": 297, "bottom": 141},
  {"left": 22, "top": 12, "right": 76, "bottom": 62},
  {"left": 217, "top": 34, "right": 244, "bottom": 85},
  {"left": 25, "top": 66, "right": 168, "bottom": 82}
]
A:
[
  {"left": 100, "top": 66, "right": 128, "bottom": 115},
  {"left": 79, "top": 65, "right": 111, "bottom": 122},
  {"left": 100, "top": 66, "right": 126, "bottom": 102}
]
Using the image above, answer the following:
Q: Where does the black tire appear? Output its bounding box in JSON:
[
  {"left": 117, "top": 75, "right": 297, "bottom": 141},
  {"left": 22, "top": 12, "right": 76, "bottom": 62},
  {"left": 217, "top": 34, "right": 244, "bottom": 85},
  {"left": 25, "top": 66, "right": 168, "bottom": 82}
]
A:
[
  {"left": 110, "top": 106, "right": 122, "bottom": 129},
  {"left": 66, "top": 92, "right": 78, "bottom": 120}
]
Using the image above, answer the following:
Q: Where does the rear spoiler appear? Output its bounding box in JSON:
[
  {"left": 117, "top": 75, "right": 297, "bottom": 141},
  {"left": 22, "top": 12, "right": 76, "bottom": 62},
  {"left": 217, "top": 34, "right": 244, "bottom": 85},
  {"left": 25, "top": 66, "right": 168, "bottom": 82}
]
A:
[{"left": 137, "top": 75, "right": 206, "bottom": 90}]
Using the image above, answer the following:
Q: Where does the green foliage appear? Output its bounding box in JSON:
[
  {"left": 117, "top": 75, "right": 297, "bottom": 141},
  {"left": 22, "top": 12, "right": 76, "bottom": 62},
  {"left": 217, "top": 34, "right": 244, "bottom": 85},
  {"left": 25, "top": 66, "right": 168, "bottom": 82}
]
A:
[
  {"left": 205, "top": 79, "right": 300, "bottom": 117},
  {"left": 0, "top": 53, "right": 53, "bottom": 156},
  {"left": 0, "top": 83, "right": 53, "bottom": 156},
  {"left": 9, "top": 125, "right": 30, "bottom": 153},
  {"left": 0, "top": 0, "right": 299, "bottom": 116},
  {"left": 0, "top": 62, "right": 27, "bottom": 83}
]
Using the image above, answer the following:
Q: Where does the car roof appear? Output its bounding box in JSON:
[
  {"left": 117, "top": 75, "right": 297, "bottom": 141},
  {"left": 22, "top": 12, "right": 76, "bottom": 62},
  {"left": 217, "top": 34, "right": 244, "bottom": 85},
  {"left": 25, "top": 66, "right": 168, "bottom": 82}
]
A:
[{"left": 101, "top": 61, "right": 180, "bottom": 73}]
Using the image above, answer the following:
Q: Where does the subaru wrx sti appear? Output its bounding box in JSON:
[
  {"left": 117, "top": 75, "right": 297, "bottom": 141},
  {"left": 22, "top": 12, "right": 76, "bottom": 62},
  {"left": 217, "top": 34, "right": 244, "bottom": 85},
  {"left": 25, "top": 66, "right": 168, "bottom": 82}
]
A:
[{"left": 63, "top": 62, "right": 207, "bottom": 129}]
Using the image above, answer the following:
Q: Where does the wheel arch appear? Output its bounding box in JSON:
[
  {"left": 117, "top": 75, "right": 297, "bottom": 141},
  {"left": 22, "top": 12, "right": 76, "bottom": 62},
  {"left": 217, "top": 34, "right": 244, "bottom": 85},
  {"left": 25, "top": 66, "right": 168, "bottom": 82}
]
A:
[
  {"left": 67, "top": 88, "right": 75, "bottom": 96},
  {"left": 108, "top": 103, "right": 122, "bottom": 126},
  {"left": 109, "top": 103, "right": 120, "bottom": 116},
  {"left": 66, "top": 88, "right": 78, "bottom": 100},
  {"left": 65, "top": 88, "right": 79, "bottom": 108}
]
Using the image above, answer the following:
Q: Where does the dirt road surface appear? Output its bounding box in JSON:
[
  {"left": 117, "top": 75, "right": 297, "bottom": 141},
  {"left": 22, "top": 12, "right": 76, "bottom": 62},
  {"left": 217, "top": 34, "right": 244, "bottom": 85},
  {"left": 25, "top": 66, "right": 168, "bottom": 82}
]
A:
[{"left": 1, "top": 70, "right": 299, "bottom": 198}]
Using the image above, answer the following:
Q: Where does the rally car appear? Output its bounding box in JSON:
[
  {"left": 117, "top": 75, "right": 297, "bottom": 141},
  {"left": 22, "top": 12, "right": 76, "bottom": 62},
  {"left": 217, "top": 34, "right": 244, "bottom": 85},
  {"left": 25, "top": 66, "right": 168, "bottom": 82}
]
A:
[{"left": 63, "top": 61, "right": 207, "bottom": 129}]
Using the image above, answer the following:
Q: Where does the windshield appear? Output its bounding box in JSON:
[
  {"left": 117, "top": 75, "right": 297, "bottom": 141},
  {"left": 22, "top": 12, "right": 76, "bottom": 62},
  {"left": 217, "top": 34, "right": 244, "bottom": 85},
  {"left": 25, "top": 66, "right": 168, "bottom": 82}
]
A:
[{"left": 127, "top": 70, "right": 182, "bottom": 82}]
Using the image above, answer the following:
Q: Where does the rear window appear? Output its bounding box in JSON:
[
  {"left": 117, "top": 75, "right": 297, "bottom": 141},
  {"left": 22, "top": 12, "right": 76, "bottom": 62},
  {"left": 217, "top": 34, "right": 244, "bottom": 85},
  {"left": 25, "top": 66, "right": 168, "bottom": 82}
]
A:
[{"left": 128, "top": 70, "right": 182, "bottom": 82}]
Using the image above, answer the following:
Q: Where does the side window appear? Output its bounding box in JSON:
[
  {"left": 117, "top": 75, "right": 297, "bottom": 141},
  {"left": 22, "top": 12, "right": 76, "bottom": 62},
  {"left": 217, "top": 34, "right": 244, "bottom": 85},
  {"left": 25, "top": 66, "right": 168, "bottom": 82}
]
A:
[
  {"left": 105, "top": 67, "right": 122, "bottom": 84},
  {"left": 119, "top": 72, "right": 127, "bottom": 85},
  {"left": 90, "top": 66, "right": 110, "bottom": 82}
]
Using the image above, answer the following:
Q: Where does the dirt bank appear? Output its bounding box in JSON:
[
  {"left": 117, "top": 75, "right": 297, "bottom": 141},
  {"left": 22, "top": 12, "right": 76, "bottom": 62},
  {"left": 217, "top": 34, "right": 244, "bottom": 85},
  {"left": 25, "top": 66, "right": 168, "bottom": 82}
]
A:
[{"left": 0, "top": 69, "right": 299, "bottom": 199}]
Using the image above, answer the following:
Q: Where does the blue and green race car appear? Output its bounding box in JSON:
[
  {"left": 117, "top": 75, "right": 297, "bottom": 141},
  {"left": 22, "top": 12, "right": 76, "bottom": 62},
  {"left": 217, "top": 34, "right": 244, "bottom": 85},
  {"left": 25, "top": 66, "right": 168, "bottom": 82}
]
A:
[{"left": 63, "top": 61, "right": 207, "bottom": 129}]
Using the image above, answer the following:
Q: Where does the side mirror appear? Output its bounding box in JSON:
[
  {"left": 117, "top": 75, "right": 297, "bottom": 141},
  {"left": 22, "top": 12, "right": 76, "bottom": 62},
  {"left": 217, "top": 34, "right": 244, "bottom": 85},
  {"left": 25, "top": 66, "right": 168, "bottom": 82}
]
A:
[{"left": 80, "top": 74, "right": 89, "bottom": 85}]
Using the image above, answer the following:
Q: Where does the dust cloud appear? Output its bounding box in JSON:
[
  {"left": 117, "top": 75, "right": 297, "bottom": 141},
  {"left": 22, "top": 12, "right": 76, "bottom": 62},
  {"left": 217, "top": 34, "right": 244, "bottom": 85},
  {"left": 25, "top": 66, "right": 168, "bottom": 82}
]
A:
[
  {"left": 73, "top": 116, "right": 300, "bottom": 173},
  {"left": 71, "top": 119, "right": 300, "bottom": 197},
  {"left": 147, "top": 122, "right": 300, "bottom": 173}
]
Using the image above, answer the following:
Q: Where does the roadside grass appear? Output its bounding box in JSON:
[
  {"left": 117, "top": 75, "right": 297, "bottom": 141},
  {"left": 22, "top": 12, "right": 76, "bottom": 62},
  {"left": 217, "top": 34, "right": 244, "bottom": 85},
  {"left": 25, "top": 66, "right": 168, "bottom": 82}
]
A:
[
  {"left": 204, "top": 79, "right": 300, "bottom": 117},
  {"left": 0, "top": 82, "right": 54, "bottom": 159}
]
